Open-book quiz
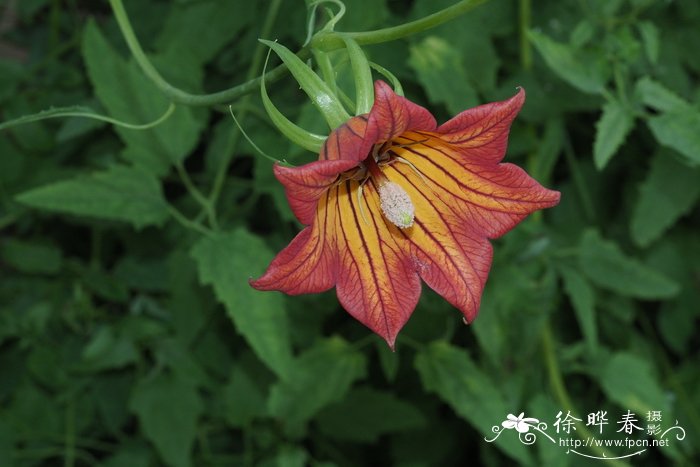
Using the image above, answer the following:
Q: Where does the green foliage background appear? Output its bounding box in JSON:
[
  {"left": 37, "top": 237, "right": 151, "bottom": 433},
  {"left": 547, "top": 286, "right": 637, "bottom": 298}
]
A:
[{"left": 1, "top": 0, "right": 698, "bottom": 465}]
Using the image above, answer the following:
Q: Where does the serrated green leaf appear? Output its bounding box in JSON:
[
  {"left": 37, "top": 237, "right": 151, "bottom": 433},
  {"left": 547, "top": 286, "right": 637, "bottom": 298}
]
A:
[
  {"left": 268, "top": 337, "right": 366, "bottom": 426},
  {"left": 409, "top": 36, "right": 479, "bottom": 113},
  {"left": 130, "top": 373, "right": 202, "bottom": 467},
  {"left": 316, "top": 386, "right": 426, "bottom": 442},
  {"left": 529, "top": 30, "right": 607, "bottom": 94},
  {"left": 191, "top": 229, "right": 293, "bottom": 378},
  {"left": 646, "top": 109, "right": 700, "bottom": 166},
  {"left": 631, "top": 150, "right": 700, "bottom": 247},
  {"left": 578, "top": 230, "right": 679, "bottom": 299},
  {"left": 16, "top": 165, "right": 169, "bottom": 228},
  {"left": 635, "top": 77, "right": 690, "bottom": 113},
  {"left": 415, "top": 341, "right": 532, "bottom": 464},
  {"left": 82, "top": 20, "right": 202, "bottom": 175},
  {"left": 593, "top": 99, "right": 635, "bottom": 169},
  {"left": 599, "top": 353, "right": 669, "bottom": 416}
]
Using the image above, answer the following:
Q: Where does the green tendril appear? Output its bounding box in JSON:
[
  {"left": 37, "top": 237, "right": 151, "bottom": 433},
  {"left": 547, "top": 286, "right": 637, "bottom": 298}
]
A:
[{"left": 0, "top": 103, "right": 176, "bottom": 132}]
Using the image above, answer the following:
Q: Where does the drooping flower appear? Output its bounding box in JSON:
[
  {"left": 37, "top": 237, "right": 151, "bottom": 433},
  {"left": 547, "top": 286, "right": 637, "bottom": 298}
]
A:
[{"left": 251, "top": 80, "right": 560, "bottom": 347}]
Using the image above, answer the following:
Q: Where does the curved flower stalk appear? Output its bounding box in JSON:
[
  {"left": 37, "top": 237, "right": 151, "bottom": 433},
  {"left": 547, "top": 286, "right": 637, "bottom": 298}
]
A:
[{"left": 251, "top": 80, "right": 560, "bottom": 348}]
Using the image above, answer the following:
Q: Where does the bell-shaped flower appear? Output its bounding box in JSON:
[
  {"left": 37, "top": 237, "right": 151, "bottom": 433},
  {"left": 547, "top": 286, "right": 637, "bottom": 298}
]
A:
[{"left": 251, "top": 80, "right": 560, "bottom": 348}]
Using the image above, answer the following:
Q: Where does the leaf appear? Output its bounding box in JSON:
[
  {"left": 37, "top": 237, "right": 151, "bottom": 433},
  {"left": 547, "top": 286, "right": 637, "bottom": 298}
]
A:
[
  {"left": 409, "top": 36, "right": 479, "bottom": 113},
  {"left": 130, "top": 373, "right": 202, "bottom": 467},
  {"left": 578, "top": 230, "right": 679, "bottom": 299},
  {"left": 635, "top": 77, "right": 690, "bottom": 113},
  {"left": 637, "top": 21, "right": 659, "bottom": 64},
  {"left": 415, "top": 341, "right": 532, "bottom": 464},
  {"left": 316, "top": 386, "right": 426, "bottom": 442},
  {"left": 99, "top": 441, "right": 153, "bottom": 467},
  {"left": 155, "top": 0, "right": 254, "bottom": 66},
  {"left": 267, "top": 337, "right": 366, "bottom": 426},
  {"left": 599, "top": 353, "right": 669, "bottom": 416},
  {"left": 528, "top": 30, "right": 607, "bottom": 94},
  {"left": 646, "top": 108, "right": 700, "bottom": 166},
  {"left": 593, "top": 99, "right": 635, "bottom": 169},
  {"left": 16, "top": 165, "right": 169, "bottom": 228},
  {"left": 631, "top": 150, "right": 700, "bottom": 247},
  {"left": 258, "top": 446, "right": 309, "bottom": 467},
  {"left": 0, "top": 239, "right": 62, "bottom": 274},
  {"left": 82, "top": 326, "right": 139, "bottom": 371},
  {"left": 191, "top": 229, "right": 294, "bottom": 378},
  {"left": 559, "top": 266, "right": 597, "bottom": 352},
  {"left": 82, "top": 20, "right": 202, "bottom": 175},
  {"left": 222, "top": 364, "right": 266, "bottom": 428},
  {"left": 376, "top": 340, "right": 399, "bottom": 382}
]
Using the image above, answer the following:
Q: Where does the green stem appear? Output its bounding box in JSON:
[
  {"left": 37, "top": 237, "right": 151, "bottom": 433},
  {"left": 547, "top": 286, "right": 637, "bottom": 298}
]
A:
[
  {"left": 541, "top": 324, "right": 627, "bottom": 466},
  {"left": 175, "top": 163, "right": 217, "bottom": 229},
  {"left": 206, "top": 0, "right": 283, "bottom": 216},
  {"left": 311, "top": 0, "right": 491, "bottom": 50},
  {"left": 109, "top": 0, "right": 490, "bottom": 107},
  {"left": 108, "top": 0, "right": 299, "bottom": 107},
  {"left": 562, "top": 129, "right": 595, "bottom": 223},
  {"left": 168, "top": 205, "right": 212, "bottom": 236}
]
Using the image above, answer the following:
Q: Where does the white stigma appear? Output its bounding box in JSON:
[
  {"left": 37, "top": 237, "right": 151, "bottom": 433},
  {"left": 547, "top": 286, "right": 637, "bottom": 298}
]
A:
[{"left": 378, "top": 182, "right": 415, "bottom": 229}]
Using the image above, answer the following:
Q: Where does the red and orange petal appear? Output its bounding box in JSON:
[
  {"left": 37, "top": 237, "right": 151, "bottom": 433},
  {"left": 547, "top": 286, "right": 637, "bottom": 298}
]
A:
[
  {"left": 251, "top": 180, "right": 422, "bottom": 347},
  {"left": 367, "top": 80, "right": 436, "bottom": 142},
  {"left": 273, "top": 158, "right": 358, "bottom": 225},
  {"left": 437, "top": 88, "right": 525, "bottom": 164},
  {"left": 319, "top": 81, "right": 436, "bottom": 163},
  {"left": 250, "top": 192, "right": 335, "bottom": 295},
  {"left": 391, "top": 132, "right": 560, "bottom": 238}
]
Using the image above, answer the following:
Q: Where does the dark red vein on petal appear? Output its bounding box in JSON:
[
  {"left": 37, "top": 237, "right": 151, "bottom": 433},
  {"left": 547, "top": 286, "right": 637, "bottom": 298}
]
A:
[
  {"left": 398, "top": 145, "right": 548, "bottom": 207},
  {"left": 434, "top": 102, "right": 521, "bottom": 145},
  {"left": 263, "top": 190, "right": 331, "bottom": 286},
  {"left": 390, "top": 168, "right": 487, "bottom": 294},
  {"left": 345, "top": 180, "right": 393, "bottom": 339}
]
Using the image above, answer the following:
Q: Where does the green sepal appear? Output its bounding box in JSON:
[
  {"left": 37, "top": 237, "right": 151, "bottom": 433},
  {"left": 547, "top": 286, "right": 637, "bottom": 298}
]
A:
[
  {"left": 260, "top": 39, "right": 349, "bottom": 129},
  {"left": 341, "top": 36, "right": 374, "bottom": 115},
  {"left": 369, "top": 62, "right": 404, "bottom": 96},
  {"left": 260, "top": 70, "right": 326, "bottom": 153}
]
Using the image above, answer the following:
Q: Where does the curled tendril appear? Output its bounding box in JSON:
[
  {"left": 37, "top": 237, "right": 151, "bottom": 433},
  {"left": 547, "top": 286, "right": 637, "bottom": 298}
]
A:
[{"left": 305, "top": 0, "right": 347, "bottom": 45}]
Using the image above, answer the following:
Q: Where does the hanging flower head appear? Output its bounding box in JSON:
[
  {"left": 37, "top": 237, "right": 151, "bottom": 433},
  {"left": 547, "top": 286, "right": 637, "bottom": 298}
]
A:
[{"left": 251, "top": 77, "right": 560, "bottom": 348}]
